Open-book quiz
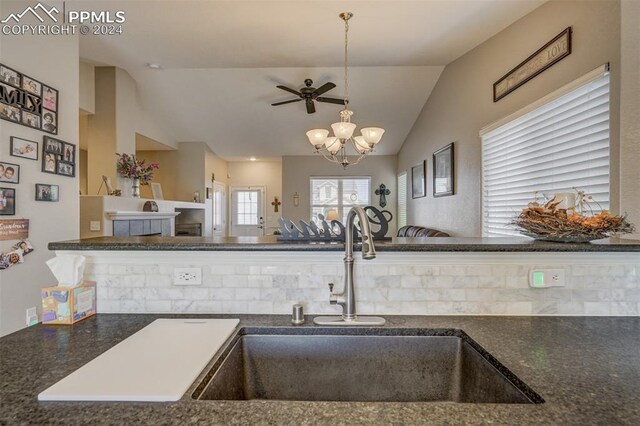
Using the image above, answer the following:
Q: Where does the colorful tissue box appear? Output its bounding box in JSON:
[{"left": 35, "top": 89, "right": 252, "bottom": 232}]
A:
[{"left": 41, "top": 281, "right": 96, "bottom": 325}]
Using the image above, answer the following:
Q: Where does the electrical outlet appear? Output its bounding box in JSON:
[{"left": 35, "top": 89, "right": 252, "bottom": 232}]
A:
[
  {"left": 529, "top": 269, "right": 565, "bottom": 288},
  {"left": 173, "top": 267, "right": 202, "bottom": 285},
  {"left": 90, "top": 221, "right": 101, "bottom": 231},
  {"left": 26, "top": 307, "right": 38, "bottom": 327}
]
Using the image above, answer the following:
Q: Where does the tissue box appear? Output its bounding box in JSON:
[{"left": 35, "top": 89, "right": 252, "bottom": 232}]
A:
[{"left": 41, "top": 281, "right": 96, "bottom": 325}]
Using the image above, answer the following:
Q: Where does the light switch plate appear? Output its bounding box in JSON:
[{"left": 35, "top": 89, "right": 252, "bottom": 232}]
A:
[
  {"left": 90, "top": 221, "right": 101, "bottom": 231},
  {"left": 529, "top": 269, "right": 565, "bottom": 288}
]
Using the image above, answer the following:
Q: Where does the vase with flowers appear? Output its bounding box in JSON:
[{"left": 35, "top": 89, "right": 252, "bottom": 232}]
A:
[{"left": 115, "top": 153, "right": 159, "bottom": 198}]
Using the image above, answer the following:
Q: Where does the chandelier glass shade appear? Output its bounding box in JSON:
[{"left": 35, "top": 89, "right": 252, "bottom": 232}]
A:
[{"left": 305, "top": 12, "right": 385, "bottom": 168}]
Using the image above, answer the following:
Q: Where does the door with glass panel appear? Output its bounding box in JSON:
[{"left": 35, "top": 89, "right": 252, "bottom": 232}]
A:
[{"left": 230, "top": 187, "right": 265, "bottom": 237}]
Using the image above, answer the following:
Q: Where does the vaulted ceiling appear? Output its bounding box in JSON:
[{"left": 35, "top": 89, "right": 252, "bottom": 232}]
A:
[{"left": 77, "top": 0, "right": 547, "bottom": 160}]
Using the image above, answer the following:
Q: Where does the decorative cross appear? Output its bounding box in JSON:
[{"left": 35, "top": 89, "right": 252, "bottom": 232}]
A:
[
  {"left": 375, "top": 184, "right": 391, "bottom": 208},
  {"left": 271, "top": 197, "right": 281, "bottom": 212}
]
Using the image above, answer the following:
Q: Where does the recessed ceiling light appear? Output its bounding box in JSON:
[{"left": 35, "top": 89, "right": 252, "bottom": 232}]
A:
[
  {"left": 146, "top": 63, "right": 162, "bottom": 70},
  {"left": 249, "top": 157, "right": 257, "bottom": 161}
]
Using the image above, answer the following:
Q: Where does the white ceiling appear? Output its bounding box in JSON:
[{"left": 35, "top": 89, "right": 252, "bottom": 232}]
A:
[{"left": 77, "top": 0, "right": 547, "bottom": 159}]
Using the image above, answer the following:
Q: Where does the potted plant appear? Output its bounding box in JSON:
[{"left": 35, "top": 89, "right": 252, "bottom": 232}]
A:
[{"left": 115, "top": 153, "right": 159, "bottom": 198}]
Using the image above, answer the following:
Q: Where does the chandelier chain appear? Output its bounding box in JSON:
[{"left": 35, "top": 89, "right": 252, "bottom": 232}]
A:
[{"left": 343, "top": 17, "right": 349, "bottom": 106}]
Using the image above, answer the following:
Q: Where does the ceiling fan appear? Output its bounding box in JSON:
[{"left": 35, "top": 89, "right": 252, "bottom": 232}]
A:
[{"left": 271, "top": 79, "right": 346, "bottom": 114}]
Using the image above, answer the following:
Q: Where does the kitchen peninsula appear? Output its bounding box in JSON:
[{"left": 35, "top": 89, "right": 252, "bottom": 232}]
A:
[{"left": 49, "top": 236, "right": 640, "bottom": 317}]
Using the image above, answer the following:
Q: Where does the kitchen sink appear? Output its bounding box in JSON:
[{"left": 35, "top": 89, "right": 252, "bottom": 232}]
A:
[{"left": 192, "top": 327, "right": 543, "bottom": 404}]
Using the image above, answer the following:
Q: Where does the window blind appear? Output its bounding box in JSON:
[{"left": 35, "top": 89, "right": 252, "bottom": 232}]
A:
[
  {"left": 481, "top": 70, "right": 610, "bottom": 237},
  {"left": 397, "top": 173, "right": 407, "bottom": 228}
]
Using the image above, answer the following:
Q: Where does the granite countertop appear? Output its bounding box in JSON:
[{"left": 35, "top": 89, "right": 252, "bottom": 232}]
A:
[
  {"left": 48, "top": 235, "right": 640, "bottom": 252},
  {"left": 2, "top": 314, "right": 639, "bottom": 425}
]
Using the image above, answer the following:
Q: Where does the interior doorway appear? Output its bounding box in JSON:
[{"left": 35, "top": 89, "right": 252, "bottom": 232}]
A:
[{"left": 212, "top": 181, "right": 226, "bottom": 237}]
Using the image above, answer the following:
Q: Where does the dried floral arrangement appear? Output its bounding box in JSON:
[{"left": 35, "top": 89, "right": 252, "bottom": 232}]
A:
[
  {"left": 115, "top": 153, "right": 159, "bottom": 185},
  {"left": 513, "top": 189, "right": 634, "bottom": 242}
]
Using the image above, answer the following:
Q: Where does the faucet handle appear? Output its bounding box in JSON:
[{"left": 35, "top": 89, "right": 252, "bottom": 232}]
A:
[{"left": 328, "top": 282, "right": 334, "bottom": 293}]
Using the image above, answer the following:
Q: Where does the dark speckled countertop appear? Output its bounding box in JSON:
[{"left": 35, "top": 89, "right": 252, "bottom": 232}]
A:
[
  {"left": 48, "top": 235, "right": 640, "bottom": 252},
  {"left": 1, "top": 314, "right": 639, "bottom": 425}
]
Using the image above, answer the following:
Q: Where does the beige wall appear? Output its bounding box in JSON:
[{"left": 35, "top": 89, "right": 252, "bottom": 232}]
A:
[
  {"left": 282, "top": 155, "right": 398, "bottom": 235},
  {"left": 137, "top": 142, "right": 229, "bottom": 203},
  {"left": 86, "top": 67, "right": 118, "bottom": 196},
  {"left": 620, "top": 0, "right": 640, "bottom": 236},
  {"left": 228, "top": 161, "right": 282, "bottom": 234},
  {"left": 397, "top": 0, "right": 621, "bottom": 236},
  {"left": 83, "top": 67, "right": 178, "bottom": 195},
  {"left": 0, "top": 1, "right": 80, "bottom": 336},
  {"left": 79, "top": 61, "right": 95, "bottom": 114}
]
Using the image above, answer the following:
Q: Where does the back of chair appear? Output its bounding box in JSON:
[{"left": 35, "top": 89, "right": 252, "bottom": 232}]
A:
[{"left": 397, "top": 225, "right": 450, "bottom": 238}]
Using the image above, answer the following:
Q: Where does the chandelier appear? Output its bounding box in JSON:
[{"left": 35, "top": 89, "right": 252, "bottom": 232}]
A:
[{"left": 306, "top": 12, "right": 385, "bottom": 168}]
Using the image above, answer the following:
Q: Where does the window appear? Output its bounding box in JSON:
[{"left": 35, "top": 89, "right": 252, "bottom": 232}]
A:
[
  {"left": 397, "top": 172, "right": 407, "bottom": 228},
  {"left": 235, "top": 190, "right": 259, "bottom": 225},
  {"left": 310, "top": 177, "right": 371, "bottom": 224},
  {"left": 481, "top": 65, "right": 610, "bottom": 237}
]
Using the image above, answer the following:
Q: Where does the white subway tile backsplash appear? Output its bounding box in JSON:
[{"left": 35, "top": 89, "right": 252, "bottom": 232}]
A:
[{"left": 90, "top": 254, "right": 640, "bottom": 316}]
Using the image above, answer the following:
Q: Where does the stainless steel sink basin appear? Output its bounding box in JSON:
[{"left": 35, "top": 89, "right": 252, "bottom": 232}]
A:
[{"left": 192, "top": 328, "right": 543, "bottom": 404}]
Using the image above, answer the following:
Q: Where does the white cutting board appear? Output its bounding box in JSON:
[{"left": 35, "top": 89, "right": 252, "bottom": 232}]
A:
[{"left": 38, "top": 318, "right": 239, "bottom": 402}]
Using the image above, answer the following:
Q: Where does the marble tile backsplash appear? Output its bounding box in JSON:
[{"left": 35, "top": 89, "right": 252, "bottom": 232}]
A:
[{"left": 85, "top": 255, "right": 640, "bottom": 316}]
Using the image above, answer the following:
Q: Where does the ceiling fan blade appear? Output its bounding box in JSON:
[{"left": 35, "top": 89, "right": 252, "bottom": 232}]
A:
[
  {"left": 316, "top": 96, "right": 346, "bottom": 105},
  {"left": 276, "top": 85, "right": 302, "bottom": 96},
  {"left": 306, "top": 100, "right": 316, "bottom": 114},
  {"left": 271, "top": 99, "right": 303, "bottom": 106},
  {"left": 313, "top": 82, "right": 336, "bottom": 96}
]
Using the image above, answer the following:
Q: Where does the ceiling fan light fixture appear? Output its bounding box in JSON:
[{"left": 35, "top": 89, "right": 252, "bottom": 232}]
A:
[
  {"left": 361, "top": 127, "right": 385, "bottom": 145},
  {"left": 306, "top": 129, "right": 329, "bottom": 147}
]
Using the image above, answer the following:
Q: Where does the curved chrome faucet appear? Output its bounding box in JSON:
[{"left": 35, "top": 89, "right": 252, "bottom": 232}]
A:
[{"left": 314, "top": 207, "right": 386, "bottom": 326}]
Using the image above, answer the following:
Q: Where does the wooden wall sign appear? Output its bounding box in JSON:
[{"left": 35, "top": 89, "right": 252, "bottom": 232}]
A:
[
  {"left": 494, "top": 27, "right": 572, "bottom": 102},
  {"left": 0, "top": 219, "right": 29, "bottom": 241},
  {"left": 0, "top": 63, "right": 59, "bottom": 134}
]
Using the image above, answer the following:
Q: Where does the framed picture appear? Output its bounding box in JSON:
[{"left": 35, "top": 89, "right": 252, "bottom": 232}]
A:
[
  {"left": 10, "top": 137, "right": 38, "bottom": 160},
  {"left": 35, "top": 184, "right": 59, "bottom": 202},
  {"left": 433, "top": 143, "right": 455, "bottom": 197},
  {"left": 57, "top": 162, "right": 75, "bottom": 177},
  {"left": 494, "top": 27, "right": 572, "bottom": 102},
  {"left": 22, "top": 75, "right": 42, "bottom": 96},
  {"left": 42, "top": 136, "right": 74, "bottom": 177},
  {"left": 102, "top": 175, "right": 115, "bottom": 195},
  {"left": 41, "top": 109, "right": 57, "bottom": 133},
  {"left": 151, "top": 182, "right": 164, "bottom": 200},
  {"left": 0, "top": 162, "right": 20, "bottom": 184},
  {"left": 42, "top": 152, "right": 57, "bottom": 174},
  {"left": 62, "top": 142, "right": 75, "bottom": 163},
  {"left": 0, "top": 96, "right": 21, "bottom": 123},
  {"left": 0, "top": 63, "right": 58, "bottom": 135},
  {"left": 43, "top": 85, "right": 58, "bottom": 112},
  {"left": 43, "top": 136, "right": 63, "bottom": 154},
  {"left": 0, "top": 64, "right": 21, "bottom": 88},
  {"left": 0, "top": 188, "right": 16, "bottom": 215},
  {"left": 21, "top": 111, "right": 40, "bottom": 129},
  {"left": 411, "top": 161, "right": 426, "bottom": 199}
]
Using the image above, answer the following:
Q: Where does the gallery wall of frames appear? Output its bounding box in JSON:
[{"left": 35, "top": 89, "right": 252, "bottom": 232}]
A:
[{"left": 0, "top": 63, "right": 74, "bottom": 269}]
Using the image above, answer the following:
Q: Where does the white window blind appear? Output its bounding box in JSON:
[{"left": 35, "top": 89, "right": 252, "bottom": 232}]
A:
[
  {"left": 481, "top": 68, "right": 610, "bottom": 237},
  {"left": 397, "top": 173, "right": 407, "bottom": 228},
  {"left": 310, "top": 177, "right": 371, "bottom": 225}
]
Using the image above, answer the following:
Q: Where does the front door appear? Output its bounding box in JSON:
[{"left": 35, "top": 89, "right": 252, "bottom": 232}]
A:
[{"left": 230, "top": 187, "right": 264, "bottom": 237}]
